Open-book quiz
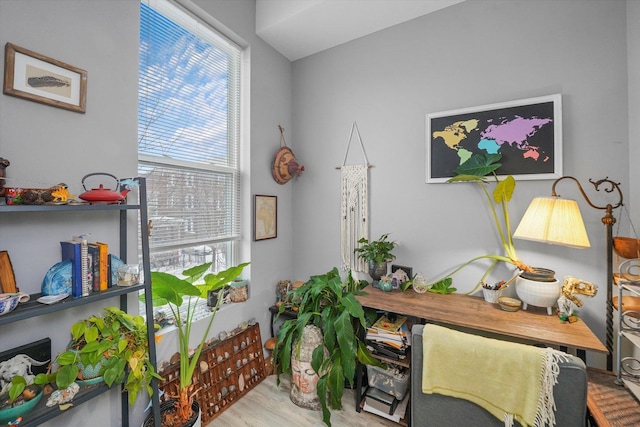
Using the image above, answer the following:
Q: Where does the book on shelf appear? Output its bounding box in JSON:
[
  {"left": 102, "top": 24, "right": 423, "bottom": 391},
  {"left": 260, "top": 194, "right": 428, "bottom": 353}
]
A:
[
  {"left": 94, "top": 242, "right": 109, "bottom": 290},
  {"left": 60, "top": 240, "right": 83, "bottom": 298},
  {"left": 87, "top": 244, "right": 100, "bottom": 293},
  {"left": 371, "top": 314, "right": 407, "bottom": 333},
  {"left": 366, "top": 322, "right": 410, "bottom": 350},
  {"left": 72, "top": 235, "right": 90, "bottom": 297}
]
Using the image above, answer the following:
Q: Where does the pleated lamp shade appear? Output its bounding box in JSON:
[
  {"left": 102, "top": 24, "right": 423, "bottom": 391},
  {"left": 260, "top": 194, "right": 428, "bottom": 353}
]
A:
[{"left": 513, "top": 197, "right": 591, "bottom": 249}]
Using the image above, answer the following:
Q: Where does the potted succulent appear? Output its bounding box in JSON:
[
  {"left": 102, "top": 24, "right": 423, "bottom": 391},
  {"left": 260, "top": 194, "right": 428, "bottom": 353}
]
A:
[
  {"left": 142, "top": 261, "right": 249, "bottom": 427},
  {"left": 430, "top": 152, "right": 534, "bottom": 294},
  {"left": 274, "top": 267, "right": 382, "bottom": 427},
  {"left": 354, "top": 233, "right": 397, "bottom": 281}
]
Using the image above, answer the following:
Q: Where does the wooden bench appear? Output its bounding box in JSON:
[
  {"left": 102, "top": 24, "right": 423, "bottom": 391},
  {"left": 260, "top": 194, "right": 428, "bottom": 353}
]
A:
[{"left": 587, "top": 367, "right": 640, "bottom": 426}]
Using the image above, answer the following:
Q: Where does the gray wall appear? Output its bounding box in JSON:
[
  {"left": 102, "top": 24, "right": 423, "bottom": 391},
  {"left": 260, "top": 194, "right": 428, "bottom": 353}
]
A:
[
  {"left": 291, "top": 0, "right": 636, "bottom": 369},
  {"left": 0, "top": 0, "right": 292, "bottom": 425}
]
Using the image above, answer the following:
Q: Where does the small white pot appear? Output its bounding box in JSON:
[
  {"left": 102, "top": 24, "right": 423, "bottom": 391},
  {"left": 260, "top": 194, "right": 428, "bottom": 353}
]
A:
[{"left": 515, "top": 275, "right": 561, "bottom": 315}]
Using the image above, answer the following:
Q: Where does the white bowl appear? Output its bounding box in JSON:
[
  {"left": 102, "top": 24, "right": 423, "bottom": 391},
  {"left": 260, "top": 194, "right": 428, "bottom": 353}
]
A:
[{"left": 515, "top": 276, "right": 561, "bottom": 315}]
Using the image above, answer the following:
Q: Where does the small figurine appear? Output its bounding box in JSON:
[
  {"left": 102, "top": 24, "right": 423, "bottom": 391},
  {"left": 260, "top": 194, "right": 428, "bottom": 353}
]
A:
[
  {"left": 45, "top": 382, "right": 79, "bottom": 407},
  {"left": 557, "top": 276, "right": 597, "bottom": 318}
]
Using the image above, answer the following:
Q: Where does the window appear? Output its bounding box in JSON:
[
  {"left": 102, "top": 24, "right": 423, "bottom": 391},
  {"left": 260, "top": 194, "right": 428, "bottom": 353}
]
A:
[{"left": 138, "top": 0, "right": 242, "bottom": 278}]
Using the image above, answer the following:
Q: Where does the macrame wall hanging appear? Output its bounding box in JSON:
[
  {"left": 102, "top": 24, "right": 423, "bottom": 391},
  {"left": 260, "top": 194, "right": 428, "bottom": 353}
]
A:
[{"left": 338, "top": 122, "right": 372, "bottom": 272}]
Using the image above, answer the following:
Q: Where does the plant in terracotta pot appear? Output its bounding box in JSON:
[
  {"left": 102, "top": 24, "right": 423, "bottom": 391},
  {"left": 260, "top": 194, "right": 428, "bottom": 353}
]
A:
[
  {"left": 143, "top": 261, "right": 249, "bottom": 427},
  {"left": 431, "top": 152, "right": 534, "bottom": 294},
  {"left": 354, "top": 233, "right": 397, "bottom": 281},
  {"left": 274, "top": 267, "right": 382, "bottom": 427}
]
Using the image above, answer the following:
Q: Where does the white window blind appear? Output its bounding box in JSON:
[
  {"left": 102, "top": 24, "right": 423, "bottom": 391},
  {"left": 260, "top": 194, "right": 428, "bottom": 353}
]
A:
[{"left": 139, "top": 0, "right": 241, "bottom": 274}]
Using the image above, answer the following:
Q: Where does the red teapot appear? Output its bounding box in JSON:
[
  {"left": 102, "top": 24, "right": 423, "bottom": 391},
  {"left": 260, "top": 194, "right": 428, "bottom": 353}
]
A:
[{"left": 79, "top": 173, "right": 130, "bottom": 203}]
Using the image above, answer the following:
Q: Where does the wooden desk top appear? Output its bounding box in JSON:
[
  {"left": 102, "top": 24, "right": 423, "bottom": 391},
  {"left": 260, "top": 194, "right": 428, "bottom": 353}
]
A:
[{"left": 356, "top": 285, "right": 607, "bottom": 354}]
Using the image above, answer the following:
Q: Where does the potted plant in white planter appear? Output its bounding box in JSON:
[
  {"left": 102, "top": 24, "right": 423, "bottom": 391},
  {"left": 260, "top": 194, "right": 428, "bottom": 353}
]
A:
[{"left": 142, "top": 261, "right": 249, "bottom": 427}]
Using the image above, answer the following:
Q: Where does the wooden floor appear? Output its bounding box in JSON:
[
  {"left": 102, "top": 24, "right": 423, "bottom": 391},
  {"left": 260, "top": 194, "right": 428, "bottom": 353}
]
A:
[{"left": 207, "top": 374, "right": 400, "bottom": 426}]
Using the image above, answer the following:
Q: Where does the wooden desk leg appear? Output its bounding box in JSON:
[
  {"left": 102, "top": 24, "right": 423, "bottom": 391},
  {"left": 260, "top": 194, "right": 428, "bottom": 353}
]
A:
[{"left": 270, "top": 311, "right": 276, "bottom": 337}]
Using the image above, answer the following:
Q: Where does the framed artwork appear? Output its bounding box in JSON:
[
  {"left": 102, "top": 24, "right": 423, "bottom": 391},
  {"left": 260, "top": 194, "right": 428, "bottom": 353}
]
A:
[
  {"left": 254, "top": 195, "right": 277, "bottom": 241},
  {"left": 426, "top": 94, "right": 562, "bottom": 183},
  {"left": 3, "top": 43, "right": 87, "bottom": 113}
]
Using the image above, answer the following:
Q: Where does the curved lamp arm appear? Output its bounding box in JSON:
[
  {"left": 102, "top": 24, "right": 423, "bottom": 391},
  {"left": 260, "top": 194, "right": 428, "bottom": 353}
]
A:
[{"left": 551, "top": 175, "right": 624, "bottom": 370}]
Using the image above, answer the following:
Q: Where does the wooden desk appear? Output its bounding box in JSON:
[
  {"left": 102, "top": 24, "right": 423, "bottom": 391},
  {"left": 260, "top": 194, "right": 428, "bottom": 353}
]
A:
[{"left": 356, "top": 285, "right": 607, "bottom": 356}]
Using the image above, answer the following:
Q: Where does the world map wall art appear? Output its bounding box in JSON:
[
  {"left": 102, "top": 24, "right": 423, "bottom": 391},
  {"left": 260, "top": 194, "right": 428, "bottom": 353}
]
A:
[{"left": 426, "top": 94, "right": 562, "bottom": 183}]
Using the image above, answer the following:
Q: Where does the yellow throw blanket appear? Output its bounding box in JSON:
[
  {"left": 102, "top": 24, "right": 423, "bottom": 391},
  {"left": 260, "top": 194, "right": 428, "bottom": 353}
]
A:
[{"left": 421, "top": 324, "right": 567, "bottom": 427}]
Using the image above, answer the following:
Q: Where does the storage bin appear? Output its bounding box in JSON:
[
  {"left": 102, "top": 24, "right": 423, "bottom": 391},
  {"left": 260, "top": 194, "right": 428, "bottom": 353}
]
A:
[{"left": 367, "top": 364, "right": 409, "bottom": 400}]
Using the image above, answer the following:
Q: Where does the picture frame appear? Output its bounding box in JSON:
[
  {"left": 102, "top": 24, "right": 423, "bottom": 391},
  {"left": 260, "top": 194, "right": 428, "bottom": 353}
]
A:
[
  {"left": 426, "top": 94, "right": 562, "bottom": 183},
  {"left": 254, "top": 195, "right": 277, "bottom": 241},
  {"left": 3, "top": 43, "right": 87, "bottom": 113}
]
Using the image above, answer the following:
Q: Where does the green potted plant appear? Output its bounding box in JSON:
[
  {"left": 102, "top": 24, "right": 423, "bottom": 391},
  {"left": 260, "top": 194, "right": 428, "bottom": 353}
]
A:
[
  {"left": 6, "top": 307, "right": 160, "bottom": 412},
  {"left": 274, "top": 267, "right": 383, "bottom": 427},
  {"left": 142, "top": 261, "right": 249, "bottom": 427},
  {"left": 430, "top": 152, "right": 534, "bottom": 294},
  {"left": 354, "top": 233, "right": 397, "bottom": 281}
]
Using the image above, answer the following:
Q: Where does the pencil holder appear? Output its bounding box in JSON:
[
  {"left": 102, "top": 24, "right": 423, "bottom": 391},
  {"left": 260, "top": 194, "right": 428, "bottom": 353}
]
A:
[{"left": 482, "top": 288, "right": 503, "bottom": 304}]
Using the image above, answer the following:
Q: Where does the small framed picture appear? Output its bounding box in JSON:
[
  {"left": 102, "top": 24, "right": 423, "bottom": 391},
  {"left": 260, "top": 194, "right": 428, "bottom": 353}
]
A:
[
  {"left": 254, "top": 195, "right": 277, "bottom": 241},
  {"left": 3, "top": 43, "right": 87, "bottom": 113}
]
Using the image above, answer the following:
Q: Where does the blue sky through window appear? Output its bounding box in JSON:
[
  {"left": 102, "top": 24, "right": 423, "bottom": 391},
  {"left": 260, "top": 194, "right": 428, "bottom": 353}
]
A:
[{"left": 139, "top": 3, "right": 231, "bottom": 165}]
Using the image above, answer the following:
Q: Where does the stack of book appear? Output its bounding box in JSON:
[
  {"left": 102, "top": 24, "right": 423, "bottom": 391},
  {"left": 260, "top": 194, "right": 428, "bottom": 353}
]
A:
[
  {"left": 365, "top": 314, "right": 410, "bottom": 360},
  {"left": 60, "top": 236, "right": 111, "bottom": 298}
]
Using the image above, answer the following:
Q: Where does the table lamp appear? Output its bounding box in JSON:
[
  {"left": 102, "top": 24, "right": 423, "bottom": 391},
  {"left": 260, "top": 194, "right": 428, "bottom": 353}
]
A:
[{"left": 513, "top": 176, "right": 623, "bottom": 370}]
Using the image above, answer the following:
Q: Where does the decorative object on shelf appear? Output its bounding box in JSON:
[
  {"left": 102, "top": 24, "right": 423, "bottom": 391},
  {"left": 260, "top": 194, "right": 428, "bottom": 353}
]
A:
[
  {"left": 513, "top": 175, "right": 624, "bottom": 370},
  {"left": 3, "top": 183, "right": 70, "bottom": 205},
  {"left": 557, "top": 276, "right": 597, "bottom": 318},
  {"left": 3, "top": 43, "right": 87, "bottom": 113},
  {"left": 411, "top": 273, "right": 430, "bottom": 293},
  {"left": 229, "top": 279, "right": 248, "bottom": 302},
  {"left": 143, "top": 261, "right": 249, "bottom": 427},
  {"left": 254, "top": 195, "right": 277, "bottom": 241},
  {"left": 0, "top": 157, "right": 8, "bottom": 195},
  {"left": 78, "top": 172, "right": 132, "bottom": 204},
  {"left": 497, "top": 296, "right": 522, "bottom": 312},
  {"left": 426, "top": 94, "right": 562, "bottom": 183},
  {"left": 0, "top": 293, "right": 29, "bottom": 316},
  {"left": 116, "top": 264, "right": 140, "bottom": 286},
  {"left": 276, "top": 280, "right": 291, "bottom": 304},
  {"left": 338, "top": 122, "right": 372, "bottom": 272},
  {"left": 377, "top": 276, "right": 393, "bottom": 292},
  {"left": 272, "top": 125, "right": 304, "bottom": 185},
  {"left": 0, "top": 251, "right": 18, "bottom": 293},
  {"left": 354, "top": 233, "right": 396, "bottom": 282},
  {"left": 274, "top": 267, "right": 382, "bottom": 427},
  {"left": 45, "top": 382, "right": 79, "bottom": 407},
  {"left": 515, "top": 268, "right": 560, "bottom": 315}
]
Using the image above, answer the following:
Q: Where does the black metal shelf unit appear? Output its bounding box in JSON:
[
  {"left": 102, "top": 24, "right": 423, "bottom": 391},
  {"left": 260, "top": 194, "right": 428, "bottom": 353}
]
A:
[{"left": 0, "top": 177, "right": 161, "bottom": 427}]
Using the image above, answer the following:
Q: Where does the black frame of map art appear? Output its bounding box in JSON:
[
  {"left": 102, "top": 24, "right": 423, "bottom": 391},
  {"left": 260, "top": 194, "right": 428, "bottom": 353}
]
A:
[
  {"left": 254, "top": 194, "right": 277, "bottom": 241},
  {"left": 425, "top": 94, "right": 562, "bottom": 183}
]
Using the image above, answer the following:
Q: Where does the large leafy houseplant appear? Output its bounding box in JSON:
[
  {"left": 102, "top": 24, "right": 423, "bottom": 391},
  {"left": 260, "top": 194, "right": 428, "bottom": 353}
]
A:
[
  {"left": 431, "top": 152, "right": 533, "bottom": 294},
  {"left": 274, "top": 267, "right": 383, "bottom": 427},
  {"left": 144, "top": 261, "right": 249, "bottom": 426},
  {"left": 9, "top": 307, "right": 159, "bottom": 407}
]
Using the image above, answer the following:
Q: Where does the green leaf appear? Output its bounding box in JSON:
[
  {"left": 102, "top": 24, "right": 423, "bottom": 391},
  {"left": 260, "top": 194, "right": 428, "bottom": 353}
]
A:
[
  {"left": 453, "top": 152, "right": 502, "bottom": 177},
  {"left": 9, "top": 376, "right": 26, "bottom": 402},
  {"left": 494, "top": 175, "right": 516, "bottom": 204},
  {"left": 56, "top": 365, "right": 79, "bottom": 389},
  {"left": 85, "top": 325, "right": 99, "bottom": 343}
]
